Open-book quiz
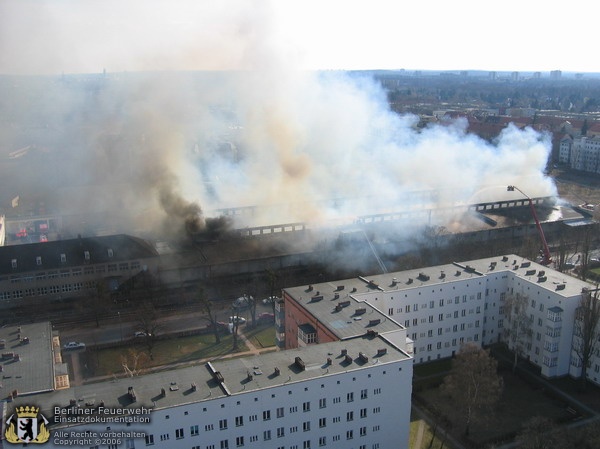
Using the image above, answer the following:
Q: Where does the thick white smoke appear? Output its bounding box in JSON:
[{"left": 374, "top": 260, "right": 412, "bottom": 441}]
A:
[{"left": 0, "top": 0, "right": 556, "bottom": 239}]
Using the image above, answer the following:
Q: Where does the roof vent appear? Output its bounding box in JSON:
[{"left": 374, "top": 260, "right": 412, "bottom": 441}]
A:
[
  {"left": 341, "top": 349, "right": 348, "bottom": 356},
  {"left": 368, "top": 319, "right": 381, "bottom": 326},
  {"left": 377, "top": 348, "right": 388, "bottom": 356},
  {"left": 407, "top": 278, "right": 413, "bottom": 284},
  {"left": 127, "top": 386, "right": 137, "bottom": 402},
  {"left": 274, "top": 367, "right": 280, "bottom": 376},
  {"left": 358, "top": 352, "right": 369, "bottom": 363},
  {"left": 417, "top": 273, "right": 430, "bottom": 281},
  {"left": 556, "top": 284, "right": 566, "bottom": 291},
  {"left": 295, "top": 357, "right": 305, "bottom": 371},
  {"left": 502, "top": 256, "right": 508, "bottom": 261},
  {"left": 455, "top": 271, "right": 461, "bottom": 276},
  {"left": 339, "top": 300, "right": 351, "bottom": 308},
  {"left": 326, "top": 357, "right": 332, "bottom": 365},
  {"left": 344, "top": 354, "right": 353, "bottom": 364},
  {"left": 366, "top": 329, "right": 379, "bottom": 337},
  {"left": 307, "top": 285, "right": 313, "bottom": 292},
  {"left": 354, "top": 308, "right": 366, "bottom": 315},
  {"left": 351, "top": 287, "right": 357, "bottom": 293},
  {"left": 310, "top": 295, "right": 323, "bottom": 302},
  {"left": 336, "top": 285, "right": 345, "bottom": 291},
  {"left": 538, "top": 270, "right": 545, "bottom": 277},
  {"left": 525, "top": 269, "right": 536, "bottom": 276},
  {"left": 537, "top": 276, "right": 547, "bottom": 283}
]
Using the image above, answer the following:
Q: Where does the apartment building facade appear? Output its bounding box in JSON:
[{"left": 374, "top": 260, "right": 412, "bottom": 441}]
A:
[
  {"left": 1, "top": 336, "right": 413, "bottom": 449},
  {"left": 282, "top": 254, "right": 596, "bottom": 383}
]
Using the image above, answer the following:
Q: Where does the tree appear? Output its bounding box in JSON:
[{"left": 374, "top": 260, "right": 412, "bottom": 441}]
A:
[
  {"left": 516, "top": 416, "right": 554, "bottom": 449},
  {"left": 135, "top": 301, "right": 161, "bottom": 360},
  {"left": 571, "top": 287, "right": 600, "bottom": 392},
  {"left": 440, "top": 343, "right": 503, "bottom": 437},
  {"left": 503, "top": 293, "right": 533, "bottom": 372},
  {"left": 197, "top": 287, "right": 220, "bottom": 344}
]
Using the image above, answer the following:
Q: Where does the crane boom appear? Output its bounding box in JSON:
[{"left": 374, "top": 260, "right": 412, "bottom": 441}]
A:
[{"left": 507, "top": 186, "right": 552, "bottom": 265}]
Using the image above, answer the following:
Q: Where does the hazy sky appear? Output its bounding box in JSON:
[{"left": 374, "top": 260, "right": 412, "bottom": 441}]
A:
[{"left": 0, "top": 0, "right": 597, "bottom": 75}]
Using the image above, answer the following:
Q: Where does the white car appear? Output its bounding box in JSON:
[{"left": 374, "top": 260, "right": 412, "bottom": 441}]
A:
[
  {"left": 134, "top": 331, "right": 151, "bottom": 338},
  {"left": 63, "top": 341, "right": 85, "bottom": 350},
  {"left": 229, "top": 316, "right": 247, "bottom": 325}
]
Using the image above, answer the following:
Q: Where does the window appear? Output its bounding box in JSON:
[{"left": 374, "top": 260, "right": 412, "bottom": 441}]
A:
[
  {"left": 303, "top": 421, "right": 310, "bottom": 432},
  {"left": 190, "top": 425, "right": 199, "bottom": 436},
  {"left": 360, "top": 388, "right": 367, "bottom": 399},
  {"left": 205, "top": 424, "right": 214, "bottom": 431},
  {"left": 277, "top": 407, "right": 284, "bottom": 418},
  {"left": 263, "top": 410, "right": 271, "bottom": 421},
  {"left": 347, "top": 411, "right": 354, "bottom": 421},
  {"left": 236, "top": 436, "right": 244, "bottom": 447},
  {"left": 263, "top": 430, "right": 271, "bottom": 441},
  {"left": 347, "top": 392, "right": 354, "bottom": 402},
  {"left": 319, "top": 398, "right": 326, "bottom": 408},
  {"left": 159, "top": 434, "right": 169, "bottom": 442},
  {"left": 319, "top": 436, "right": 326, "bottom": 447},
  {"left": 319, "top": 417, "right": 326, "bottom": 428},
  {"left": 303, "top": 441, "right": 311, "bottom": 449},
  {"left": 175, "top": 428, "right": 184, "bottom": 439},
  {"left": 219, "top": 419, "right": 228, "bottom": 430},
  {"left": 236, "top": 416, "right": 244, "bottom": 427},
  {"left": 374, "top": 388, "right": 381, "bottom": 395},
  {"left": 145, "top": 435, "right": 154, "bottom": 446},
  {"left": 277, "top": 427, "right": 285, "bottom": 438},
  {"left": 360, "top": 426, "right": 367, "bottom": 436},
  {"left": 60, "top": 254, "right": 67, "bottom": 263},
  {"left": 406, "top": 305, "right": 410, "bottom": 313},
  {"left": 303, "top": 401, "right": 310, "bottom": 412},
  {"left": 346, "top": 430, "right": 354, "bottom": 440}
]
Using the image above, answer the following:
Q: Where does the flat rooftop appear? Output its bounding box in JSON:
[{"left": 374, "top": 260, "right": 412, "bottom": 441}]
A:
[
  {"left": 284, "top": 254, "right": 591, "bottom": 311},
  {"left": 6, "top": 334, "right": 410, "bottom": 426},
  {"left": 284, "top": 281, "right": 405, "bottom": 340},
  {"left": 0, "top": 322, "right": 55, "bottom": 395}
]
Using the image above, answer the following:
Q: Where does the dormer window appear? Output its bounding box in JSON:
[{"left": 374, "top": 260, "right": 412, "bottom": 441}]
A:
[
  {"left": 84, "top": 251, "right": 90, "bottom": 261},
  {"left": 107, "top": 248, "right": 114, "bottom": 258},
  {"left": 11, "top": 259, "right": 17, "bottom": 269},
  {"left": 60, "top": 253, "right": 67, "bottom": 263},
  {"left": 36, "top": 256, "right": 42, "bottom": 266}
]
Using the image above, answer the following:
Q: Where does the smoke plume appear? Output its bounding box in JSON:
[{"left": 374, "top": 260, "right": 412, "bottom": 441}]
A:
[{"left": 0, "top": 1, "right": 556, "bottom": 243}]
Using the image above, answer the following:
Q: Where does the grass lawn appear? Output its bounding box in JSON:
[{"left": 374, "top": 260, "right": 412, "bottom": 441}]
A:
[
  {"left": 81, "top": 333, "right": 249, "bottom": 378},
  {"left": 417, "top": 369, "right": 576, "bottom": 446},
  {"left": 244, "top": 324, "right": 277, "bottom": 348},
  {"left": 410, "top": 409, "right": 447, "bottom": 449}
]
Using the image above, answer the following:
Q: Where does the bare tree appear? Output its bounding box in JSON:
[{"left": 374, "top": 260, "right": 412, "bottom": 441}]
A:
[
  {"left": 120, "top": 348, "right": 149, "bottom": 377},
  {"left": 571, "top": 286, "right": 600, "bottom": 391},
  {"left": 264, "top": 268, "right": 280, "bottom": 315},
  {"left": 440, "top": 343, "right": 503, "bottom": 437},
  {"left": 135, "top": 301, "right": 161, "bottom": 360},
  {"left": 197, "top": 287, "right": 220, "bottom": 344},
  {"left": 503, "top": 293, "right": 533, "bottom": 372}
]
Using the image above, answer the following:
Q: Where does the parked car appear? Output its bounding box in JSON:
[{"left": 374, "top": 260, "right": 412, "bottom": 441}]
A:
[
  {"left": 262, "top": 296, "right": 280, "bottom": 305},
  {"left": 63, "top": 341, "right": 85, "bottom": 350},
  {"left": 233, "top": 295, "right": 253, "bottom": 309},
  {"left": 229, "top": 316, "right": 247, "bottom": 325},
  {"left": 258, "top": 312, "right": 275, "bottom": 323},
  {"left": 134, "top": 331, "right": 151, "bottom": 338}
]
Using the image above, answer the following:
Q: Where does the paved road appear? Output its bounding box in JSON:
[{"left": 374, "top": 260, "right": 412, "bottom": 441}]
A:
[{"left": 60, "top": 302, "right": 273, "bottom": 346}]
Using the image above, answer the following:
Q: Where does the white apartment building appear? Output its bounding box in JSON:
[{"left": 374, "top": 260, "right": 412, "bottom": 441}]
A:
[
  {"left": 282, "top": 254, "right": 595, "bottom": 383},
  {"left": 561, "top": 135, "right": 600, "bottom": 174},
  {"left": 1, "top": 333, "right": 413, "bottom": 449}
]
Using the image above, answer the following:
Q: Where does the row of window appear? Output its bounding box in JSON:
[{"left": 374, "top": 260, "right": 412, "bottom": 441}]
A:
[
  {"left": 0, "top": 281, "right": 96, "bottom": 300},
  {"left": 389, "top": 294, "right": 483, "bottom": 315},
  {"left": 5, "top": 261, "right": 141, "bottom": 283},
  {"left": 145, "top": 423, "right": 381, "bottom": 447}
]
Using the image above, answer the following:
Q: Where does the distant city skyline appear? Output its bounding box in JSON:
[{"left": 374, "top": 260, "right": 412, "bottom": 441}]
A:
[{"left": 1, "top": 0, "right": 598, "bottom": 76}]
